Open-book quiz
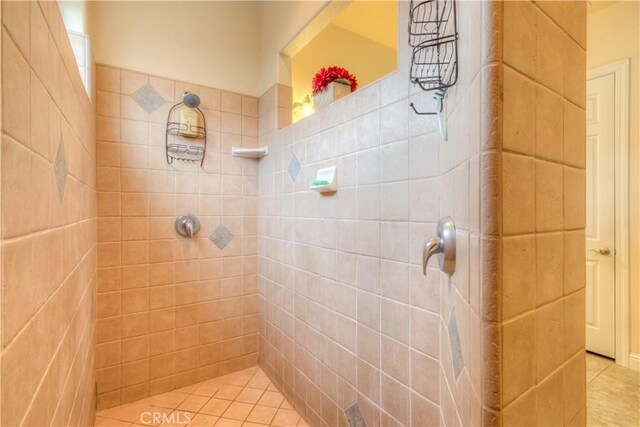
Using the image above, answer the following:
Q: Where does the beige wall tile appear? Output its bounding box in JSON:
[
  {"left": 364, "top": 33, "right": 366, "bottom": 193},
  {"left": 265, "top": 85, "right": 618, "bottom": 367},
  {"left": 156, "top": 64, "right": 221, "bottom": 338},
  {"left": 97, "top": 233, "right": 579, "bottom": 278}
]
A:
[
  {"left": 562, "top": 350, "right": 586, "bottom": 423},
  {"left": 1, "top": 3, "right": 97, "bottom": 424},
  {"left": 2, "top": 1, "right": 30, "bottom": 60},
  {"left": 563, "top": 290, "right": 585, "bottom": 359},
  {"left": 563, "top": 166, "right": 585, "bottom": 230},
  {"left": 97, "top": 64, "right": 121, "bottom": 92},
  {"left": 97, "top": 341, "right": 122, "bottom": 369},
  {"left": 99, "top": 193, "right": 122, "bottom": 217},
  {"left": 3, "top": 36, "right": 31, "bottom": 145},
  {"left": 502, "top": 313, "right": 536, "bottom": 405},
  {"left": 2, "top": 238, "right": 34, "bottom": 345},
  {"left": 563, "top": 101, "right": 586, "bottom": 168},
  {"left": 122, "top": 288, "right": 150, "bottom": 314},
  {"left": 122, "top": 359, "right": 150, "bottom": 387},
  {"left": 502, "top": 235, "right": 536, "bottom": 319},
  {"left": 122, "top": 336, "right": 150, "bottom": 363},
  {"left": 536, "top": 232, "right": 564, "bottom": 306},
  {"left": 122, "top": 312, "right": 149, "bottom": 338},
  {"left": 535, "top": 86, "right": 564, "bottom": 162},
  {"left": 410, "top": 350, "right": 439, "bottom": 404},
  {"left": 222, "top": 92, "right": 242, "bottom": 114},
  {"left": 503, "top": 387, "right": 536, "bottom": 426},
  {"left": 121, "top": 69, "right": 149, "bottom": 95},
  {"left": 563, "top": 2, "right": 587, "bottom": 48},
  {"left": 381, "top": 374, "right": 409, "bottom": 425},
  {"left": 535, "top": 300, "right": 564, "bottom": 381},
  {"left": 563, "top": 36, "right": 586, "bottom": 108},
  {"left": 2, "top": 135, "right": 34, "bottom": 238},
  {"left": 410, "top": 392, "right": 440, "bottom": 426},
  {"left": 535, "top": 160, "right": 563, "bottom": 232},
  {"left": 98, "top": 291, "right": 122, "bottom": 318},
  {"left": 30, "top": 74, "right": 49, "bottom": 159},
  {"left": 97, "top": 267, "right": 121, "bottom": 292},
  {"left": 503, "top": 153, "right": 535, "bottom": 234},
  {"left": 98, "top": 366, "right": 122, "bottom": 394},
  {"left": 98, "top": 90, "right": 121, "bottom": 118},
  {"left": 97, "top": 116, "right": 121, "bottom": 142},
  {"left": 535, "top": 0, "right": 564, "bottom": 25},
  {"left": 98, "top": 317, "right": 122, "bottom": 344},
  {"left": 536, "top": 10, "right": 564, "bottom": 94},
  {"left": 535, "top": 368, "right": 564, "bottom": 426},
  {"left": 563, "top": 230, "right": 586, "bottom": 295},
  {"left": 503, "top": 1, "right": 536, "bottom": 77},
  {"left": 122, "top": 193, "right": 149, "bottom": 217},
  {"left": 122, "top": 264, "right": 149, "bottom": 289}
]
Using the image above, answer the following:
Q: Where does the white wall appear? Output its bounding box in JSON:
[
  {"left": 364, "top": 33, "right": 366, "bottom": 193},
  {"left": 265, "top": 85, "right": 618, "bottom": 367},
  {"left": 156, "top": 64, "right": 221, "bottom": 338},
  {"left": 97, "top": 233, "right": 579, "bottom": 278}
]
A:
[
  {"left": 587, "top": 1, "right": 640, "bottom": 354},
  {"left": 88, "top": 1, "right": 260, "bottom": 96}
]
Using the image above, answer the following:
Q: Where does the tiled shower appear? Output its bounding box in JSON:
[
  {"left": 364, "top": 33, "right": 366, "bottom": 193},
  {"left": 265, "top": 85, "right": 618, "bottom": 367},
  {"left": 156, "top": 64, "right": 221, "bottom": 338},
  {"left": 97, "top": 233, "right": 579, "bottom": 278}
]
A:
[
  {"left": 94, "top": 66, "right": 261, "bottom": 407},
  {"left": 0, "top": 1, "right": 587, "bottom": 426}
]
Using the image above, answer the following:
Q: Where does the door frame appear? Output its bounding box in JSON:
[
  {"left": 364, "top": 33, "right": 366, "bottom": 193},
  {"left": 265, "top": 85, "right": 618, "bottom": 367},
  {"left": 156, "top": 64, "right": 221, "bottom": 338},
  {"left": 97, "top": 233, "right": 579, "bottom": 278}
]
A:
[{"left": 586, "top": 58, "right": 630, "bottom": 367}]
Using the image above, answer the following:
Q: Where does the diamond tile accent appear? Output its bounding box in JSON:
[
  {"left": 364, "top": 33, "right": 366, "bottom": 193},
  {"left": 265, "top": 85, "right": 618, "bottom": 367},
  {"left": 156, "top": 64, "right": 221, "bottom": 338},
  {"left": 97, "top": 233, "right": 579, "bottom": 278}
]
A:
[
  {"left": 131, "top": 83, "right": 165, "bottom": 114},
  {"left": 208, "top": 225, "right": 235, "bottom": 250},
  {"left": 287, "top": 153, "right": 302, "bottom": 183},
  {"left": 449, "top": 309, "right": 465, "bottom": 380},
  {"left": 54, "top": 136, "right": 67, "bottom": 202},
  {"left": 344, "top": 402, "right": 367, "bottom": 427}
]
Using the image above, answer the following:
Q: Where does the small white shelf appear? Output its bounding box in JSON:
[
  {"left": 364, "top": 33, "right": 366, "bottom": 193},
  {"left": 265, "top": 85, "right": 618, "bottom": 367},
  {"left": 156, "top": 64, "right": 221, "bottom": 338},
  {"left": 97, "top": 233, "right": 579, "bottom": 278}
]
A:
[
  {"left": 310, "top": 166, "right": 337, "bottom": 193},
  {"left": 231, "top": 147, "right": 268, "bottom": 159}
]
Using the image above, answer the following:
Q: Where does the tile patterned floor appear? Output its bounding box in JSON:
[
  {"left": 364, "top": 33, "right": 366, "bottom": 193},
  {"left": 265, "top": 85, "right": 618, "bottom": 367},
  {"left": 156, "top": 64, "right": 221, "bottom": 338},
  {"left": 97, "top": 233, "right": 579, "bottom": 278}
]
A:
[
  {"left": 96, "top": 353, "right": 639, "bottom": 426},
  {"left": 586, "top": 352, "right": 640, "bottom": 426},
  {"left": 95, "top": 366, "right": 308, "bottom": 427}
]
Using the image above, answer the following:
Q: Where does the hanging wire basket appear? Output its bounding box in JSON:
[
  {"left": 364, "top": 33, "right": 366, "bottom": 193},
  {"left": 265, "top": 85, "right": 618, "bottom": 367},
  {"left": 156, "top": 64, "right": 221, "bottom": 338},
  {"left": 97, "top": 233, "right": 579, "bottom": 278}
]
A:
[
  {"left": 166, "top": 92, "right": 207, "bottom": 166},
  {"left": 408, "top": 0, "right": 459, "bottom": 94}
]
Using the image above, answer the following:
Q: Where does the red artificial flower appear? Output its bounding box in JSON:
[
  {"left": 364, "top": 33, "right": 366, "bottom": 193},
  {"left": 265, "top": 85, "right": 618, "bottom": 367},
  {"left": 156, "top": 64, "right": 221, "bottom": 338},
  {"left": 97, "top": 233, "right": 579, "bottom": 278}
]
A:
[{"left": 312, "top": 66, "right": 358, "bottom": 94}]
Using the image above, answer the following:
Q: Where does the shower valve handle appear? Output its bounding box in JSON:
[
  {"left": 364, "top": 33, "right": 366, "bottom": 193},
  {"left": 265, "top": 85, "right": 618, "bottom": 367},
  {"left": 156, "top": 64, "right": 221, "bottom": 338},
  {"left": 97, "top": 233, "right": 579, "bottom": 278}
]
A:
[
  {"left": 423, "top": 238, "right": 442, "bottom": 275},
  {"left": 175, "top": 214, "right": 200, "bottom": 239},
  {"left": 422, "top": 216, "right": 456, "bottom": 277}
]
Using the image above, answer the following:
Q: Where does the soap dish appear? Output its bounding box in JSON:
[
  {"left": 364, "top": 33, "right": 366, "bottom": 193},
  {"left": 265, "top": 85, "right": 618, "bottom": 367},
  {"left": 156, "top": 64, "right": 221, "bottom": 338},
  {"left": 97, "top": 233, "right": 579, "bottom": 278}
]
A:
[{"left": 311, "top": 166, "right": 337, "bottom": 193}]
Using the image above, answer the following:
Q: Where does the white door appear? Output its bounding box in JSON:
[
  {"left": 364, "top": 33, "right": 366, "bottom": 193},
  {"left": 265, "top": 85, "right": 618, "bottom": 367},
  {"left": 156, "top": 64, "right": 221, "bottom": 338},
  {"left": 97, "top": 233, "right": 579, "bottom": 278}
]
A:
[{"left": 585, "top": 73, "right": 616, "bottom": 358}]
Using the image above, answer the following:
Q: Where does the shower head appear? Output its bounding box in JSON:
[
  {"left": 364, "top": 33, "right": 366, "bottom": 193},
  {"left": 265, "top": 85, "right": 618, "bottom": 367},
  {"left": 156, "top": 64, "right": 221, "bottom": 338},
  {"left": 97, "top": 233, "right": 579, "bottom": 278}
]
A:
[{"left": 183, "top": 92, "right": 201, "bottom": 108}]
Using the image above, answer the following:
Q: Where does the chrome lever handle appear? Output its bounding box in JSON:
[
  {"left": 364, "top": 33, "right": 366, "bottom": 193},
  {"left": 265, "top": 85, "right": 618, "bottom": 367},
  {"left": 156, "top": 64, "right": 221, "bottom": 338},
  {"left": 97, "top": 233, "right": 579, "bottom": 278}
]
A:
[
  {"left": 423, "top": 238, "right": 442, "bottom": 275},
  {"left": 175, "top": 214, "right": 200, "bottom": 239},
  {"left": 422, "top": 216, "right": 456, "bottom": 277}
]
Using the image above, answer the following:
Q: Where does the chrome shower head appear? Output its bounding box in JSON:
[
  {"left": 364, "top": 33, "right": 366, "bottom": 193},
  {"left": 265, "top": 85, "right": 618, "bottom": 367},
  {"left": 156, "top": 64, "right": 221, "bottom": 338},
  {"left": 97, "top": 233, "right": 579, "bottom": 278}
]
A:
[{"left": 183, "top": 92, "right": 200, "bottom": 108}]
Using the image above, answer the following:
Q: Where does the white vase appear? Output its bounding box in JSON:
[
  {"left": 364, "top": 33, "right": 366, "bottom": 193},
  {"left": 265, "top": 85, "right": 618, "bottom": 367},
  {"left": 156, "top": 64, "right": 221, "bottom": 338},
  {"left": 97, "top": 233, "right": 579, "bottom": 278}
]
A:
[{"left": 313, "top": 81, "right": 351, "bottom": 109}]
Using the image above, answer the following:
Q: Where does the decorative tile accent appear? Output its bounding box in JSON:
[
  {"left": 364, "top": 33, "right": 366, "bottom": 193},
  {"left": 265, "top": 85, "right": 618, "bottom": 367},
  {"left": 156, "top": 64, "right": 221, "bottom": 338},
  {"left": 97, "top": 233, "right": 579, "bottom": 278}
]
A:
[
  {"left": 131, "top": 83, "right": 165, "bottom": 114},
  {"left": 344, "top": 402, "right": 367, "bottom": 427},
  {"left": 449, "top": 310, "right": 465, "bottom": 380},
  {"left": 54, "top": 136, "right": 67, "bottom": 202},
  {"left": 287, "top": 153, "right": 302, "bottom": 183},
  {"left": 209, "top": 225, "right": 235, "bottom": 250}
]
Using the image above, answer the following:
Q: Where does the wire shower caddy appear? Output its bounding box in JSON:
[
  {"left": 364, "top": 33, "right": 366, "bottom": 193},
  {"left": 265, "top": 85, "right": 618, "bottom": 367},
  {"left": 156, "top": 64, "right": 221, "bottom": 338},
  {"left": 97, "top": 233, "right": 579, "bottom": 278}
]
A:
[
  {"left": 166, "top": 93, "right": 207, "bottom": 166},
  {"left": 408, "top": 0, "right": 459, "bottom": 139}
]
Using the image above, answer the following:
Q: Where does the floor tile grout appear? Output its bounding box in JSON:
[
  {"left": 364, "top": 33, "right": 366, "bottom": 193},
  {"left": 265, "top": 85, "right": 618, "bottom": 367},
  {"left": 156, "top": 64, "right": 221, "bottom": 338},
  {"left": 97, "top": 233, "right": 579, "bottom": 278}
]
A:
[
  {"left": 586, "top": 352, "right": 640, "bottom": 426},
  {"left": 96, "top": 366, "right": 307, "bottom": 427}
]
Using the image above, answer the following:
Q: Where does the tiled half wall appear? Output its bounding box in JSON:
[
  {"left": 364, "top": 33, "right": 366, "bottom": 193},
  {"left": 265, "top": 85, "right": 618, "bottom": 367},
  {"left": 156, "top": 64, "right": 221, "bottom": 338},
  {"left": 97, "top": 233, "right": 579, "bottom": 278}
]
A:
[
  {"left": 499, "top": 1, "right": 588, "bottom": 424},
  {"left": 1, "top": 1, "right": 97, "bottom": 426},
  {"left": 95, "top": 65, "right": 261, "bottom": 409},
  {"left": 257, "top": 1, "right": 487, "bottom": 425},
  {"left": 256, "top": 1, "right": 587, "bottom": 426}
]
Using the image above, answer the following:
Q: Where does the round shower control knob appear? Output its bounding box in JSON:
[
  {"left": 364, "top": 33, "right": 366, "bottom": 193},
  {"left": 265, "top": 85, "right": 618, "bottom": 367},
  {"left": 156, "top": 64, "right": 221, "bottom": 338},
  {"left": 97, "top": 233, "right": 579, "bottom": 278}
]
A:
[{"left": 175, "top": 214, "right": 200, "bottom": 238}]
